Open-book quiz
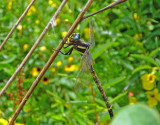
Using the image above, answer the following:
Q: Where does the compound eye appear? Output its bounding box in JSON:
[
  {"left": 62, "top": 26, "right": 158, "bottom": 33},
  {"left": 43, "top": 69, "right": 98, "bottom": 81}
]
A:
[
  {"left": 74, "top": 33, "right": 80, "bottom": 40},
  {"left": 77, "top": 33, "right": 80, "bottom": 39}
]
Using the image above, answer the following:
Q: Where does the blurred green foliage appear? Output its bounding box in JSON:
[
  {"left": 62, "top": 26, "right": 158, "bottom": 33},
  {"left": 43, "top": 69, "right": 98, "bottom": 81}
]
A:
[{"left": 0, "top": 0, "right": 160, "bottom": 124}]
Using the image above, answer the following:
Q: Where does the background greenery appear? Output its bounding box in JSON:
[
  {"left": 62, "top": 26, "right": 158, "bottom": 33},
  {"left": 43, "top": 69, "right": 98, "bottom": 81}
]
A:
[{"left": 0, "top": 0, "right": 160, "bottom": 124}]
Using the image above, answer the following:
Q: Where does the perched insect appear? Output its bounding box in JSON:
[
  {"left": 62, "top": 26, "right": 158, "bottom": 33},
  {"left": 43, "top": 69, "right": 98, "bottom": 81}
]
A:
[
  {"left": 54, "top": 21, "right": 113, "bottom": 118},
  {"left": 56, "top": 33, "right": 90, "bottom": 56}
]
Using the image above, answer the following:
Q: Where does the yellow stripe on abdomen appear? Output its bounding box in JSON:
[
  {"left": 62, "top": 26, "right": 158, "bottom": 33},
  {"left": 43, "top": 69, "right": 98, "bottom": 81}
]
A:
[{"left": 77, "top": 46, "right": 86, "bottom": 49}]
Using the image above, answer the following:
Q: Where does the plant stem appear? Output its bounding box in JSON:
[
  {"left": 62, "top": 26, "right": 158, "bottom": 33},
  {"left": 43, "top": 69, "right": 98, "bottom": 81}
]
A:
[
  {"left": 0, "top": 0, "right": 67, "bottom": 97},
  {"left": 82, "top": 0, "right": 127, "bottom": 21},
  {"left": 8, "top": 0, "right": 93, "bottom": 124},
  {"left": 0, "top": 0, "right": 36, "bottom": 51}
]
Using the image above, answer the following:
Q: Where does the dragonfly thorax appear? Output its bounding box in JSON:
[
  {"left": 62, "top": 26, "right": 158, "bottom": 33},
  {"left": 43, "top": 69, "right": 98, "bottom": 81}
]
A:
[{"left": 70, "top": 33, "right": 80, "bottom": 42}]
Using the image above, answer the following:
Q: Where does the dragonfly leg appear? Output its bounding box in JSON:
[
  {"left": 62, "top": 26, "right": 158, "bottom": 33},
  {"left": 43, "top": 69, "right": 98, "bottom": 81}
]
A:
[
  {"left": 67, "top": 47, "right": 74, "bottom": 55},
  {"left": 63, "top": 43, "right": 71, "bottom": 48},
  {"left": 53, "top": 47, "right": 73, "bottom": 55}
]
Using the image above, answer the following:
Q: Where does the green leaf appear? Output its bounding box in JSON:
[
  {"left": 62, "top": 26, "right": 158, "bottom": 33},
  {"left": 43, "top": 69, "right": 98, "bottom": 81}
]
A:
[
  {"left": 74, "top": 113, "right": 87, "bottom": 125},
  {"left": 111, "top": 103, "right": 160, "bottom": 125},
  {"left": 149, "top": 47, "right": 160, "bottom": 57},
  {"left": 103, "top": 76, "right": 126, "bottom": 88},
  {"left": 110, "top": 91, "right": 127, "bottom": 103},
  {"left": 92, "top": 42, "right": 115, "bottom": 60},
  {"left": 132, "top": 65, "right": 152, "bottom": 75},
  {"left": 60, "top": 14, "right": 75, "bottom": 23},
  {"left": 131, "top": 54, "right": 158, "bottom": 66},
  {"left": 146, "top": 29, "right": 160, "bottom": 42},
  {"left": 0, "top": 55, "right": 17, "bottom": 64}
]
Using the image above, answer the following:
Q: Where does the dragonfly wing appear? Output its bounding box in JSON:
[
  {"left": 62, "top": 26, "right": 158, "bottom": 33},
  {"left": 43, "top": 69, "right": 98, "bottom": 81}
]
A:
[
  {"left": 81, "top": 49, "right": 93, "bottom": 71},
  {"left": 75, "top": 68, "right": 91, "bottom": 91},
  {"left": 89, "top": 19, "right": 95, "bottom": 48},
  {"left": 74, "top": 49, "right": 93, "bottom": 91}
]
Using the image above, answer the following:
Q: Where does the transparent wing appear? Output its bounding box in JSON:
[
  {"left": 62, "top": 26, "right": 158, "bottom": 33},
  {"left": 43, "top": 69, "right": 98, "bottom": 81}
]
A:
[
  {"left": 89, "top": 19, "right": 95, "bottom": 48},
  {"left": 74, "top": 49, "right": 93, "bottom": 91}
]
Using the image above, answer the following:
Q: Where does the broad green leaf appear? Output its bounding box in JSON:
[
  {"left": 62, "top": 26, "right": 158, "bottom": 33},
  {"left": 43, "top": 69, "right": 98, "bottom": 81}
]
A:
[{"left": 111, "top": 103, "right": 160, "bottom": 125}]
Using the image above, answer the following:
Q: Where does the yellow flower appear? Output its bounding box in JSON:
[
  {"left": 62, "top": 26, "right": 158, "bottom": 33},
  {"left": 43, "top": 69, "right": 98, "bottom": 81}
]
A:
[
  {"left": 141, "top": 74, "right": 156, "bottom": 90},
  {"left": 134, "top": 33, "right": 142, "bottom": 40},
  {"left": 48, "top": 0, "right": 57, "bottom": 7},
  {"left": 64, "top": 65, "right": 79, "bottom": 72},
  {"left": 17, "top": 25, "right": 23, "bottom": 31},
  {"left": 146, "top": 88, "right": 160, "bottom": 107},
  {"left": 23, "top": 44, "right": 29, "bottom": 51},
  {"left": 7, "top": 0, "right": 13, "bottom": 10},
  {"left": 129, "top": 97, "right": 137, "bottom": 105},
  {"left": 55, "top": 18, "right": 60, "bottom": 24},
  {"left": 30, "top": 67, "right": 41, "bottom": 77},
  {"left": 42, "top": 77, "right": 49, "bottom": 85},
  {"left": 35, "top": 19, "right": 40, "bottom": 24},
  {"left": 0, "top": 118, "right": 8, "bottom": 125},
  {"left": 27, "top": 6, "right": 36, "bottom": 16},
  {"left": 134, "top": 34, "right": 139, "bottom": 40},
  {"left": 15, "top": 123, "right": 25, "bottom": 125},
  {"left": 0, "top": 117, "right": 24, "bottom": 125},
  {"left": 56, "top": 61, "right": 62, "bottom": 67},
  {"left": 133, "top": 13, "right": 139, "bottom": 22},
  {"left": 84, "top": 28, "right": 90, "bottom": 39},
  {"left": 51, "top": 67, "right": 56, "bottom": 72},
  {"left": 61, "top": 31, "right": 67, "bottom": 38},
  {"left": 39, "top": 46, "right": 47, "bottom": 51},
  {"left": 68, "top": 56, "right": 74, "bottom": 62}
]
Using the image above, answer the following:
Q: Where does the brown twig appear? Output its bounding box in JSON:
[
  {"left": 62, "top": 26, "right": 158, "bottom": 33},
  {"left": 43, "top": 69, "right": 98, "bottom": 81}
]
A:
[
  {"left": 0, "top": 0, "right": 67, "bottom": 97},
  {"left": 8, "top": 0, "right": 93, "bottom": 124},
  {"left": 0, "top": 0, "right": 36, "bottom": 51},
  {"left": 81, "top": 0, "right": 127, "bottom": 20}
]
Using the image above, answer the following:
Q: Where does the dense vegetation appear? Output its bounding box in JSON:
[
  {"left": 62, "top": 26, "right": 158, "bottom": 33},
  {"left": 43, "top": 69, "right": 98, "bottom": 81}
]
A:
[{"left": 0, "top": 0, "right": 160, "bottom": 124}]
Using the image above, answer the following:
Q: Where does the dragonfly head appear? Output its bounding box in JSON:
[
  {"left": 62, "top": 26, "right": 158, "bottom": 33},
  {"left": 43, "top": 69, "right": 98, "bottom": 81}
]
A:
[{"left": 70, "top": 33, "right": 80, "bottom": 42}]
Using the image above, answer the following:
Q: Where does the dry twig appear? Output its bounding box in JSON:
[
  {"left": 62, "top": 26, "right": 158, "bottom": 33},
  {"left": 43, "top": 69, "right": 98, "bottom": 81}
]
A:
[
  {"left": 0, "top": 0, "right": 67, "bottom": 97},
  {"left": 0, "top": 0, "right": 36, "bottom": 51},
  {"left": 8, "top": 1, "right": 93, "bottom": 124},
  {"left": 82, "top": 0, "right": 127, "bottom": 20}
]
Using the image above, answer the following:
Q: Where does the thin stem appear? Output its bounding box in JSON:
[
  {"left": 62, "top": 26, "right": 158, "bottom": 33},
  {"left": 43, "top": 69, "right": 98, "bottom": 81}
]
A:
[
  {"left": 8, "top": 0, "right": 93, "bottom": 124},
  {"left": 0, "top": 0, "right": 67, "bottom": 97},
  {"left": 82, "top": 0, "right": 127, "bottom": 20},
  {"left": 0, "top": 0, "right": 36, "bottom": 51}
]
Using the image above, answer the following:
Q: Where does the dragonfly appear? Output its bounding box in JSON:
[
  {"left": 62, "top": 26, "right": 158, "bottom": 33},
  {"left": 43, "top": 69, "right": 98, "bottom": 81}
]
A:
[{"left": 54, "top": 20, "right": 113, "bottom": 118}]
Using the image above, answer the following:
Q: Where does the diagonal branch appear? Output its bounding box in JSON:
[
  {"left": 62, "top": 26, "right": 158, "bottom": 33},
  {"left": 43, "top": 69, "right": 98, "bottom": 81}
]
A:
[
  {"left": 0, "top": 0, "right": 68, "bottom": 97},
  {"left": 8, "top": 0, "right": 93, "bottom": 124},
  {"left": 0, "top": 0, "right": 36, "bottom": 51},
  {"left": 82, "top": 0, "right": 127, "bottom": 20}
]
